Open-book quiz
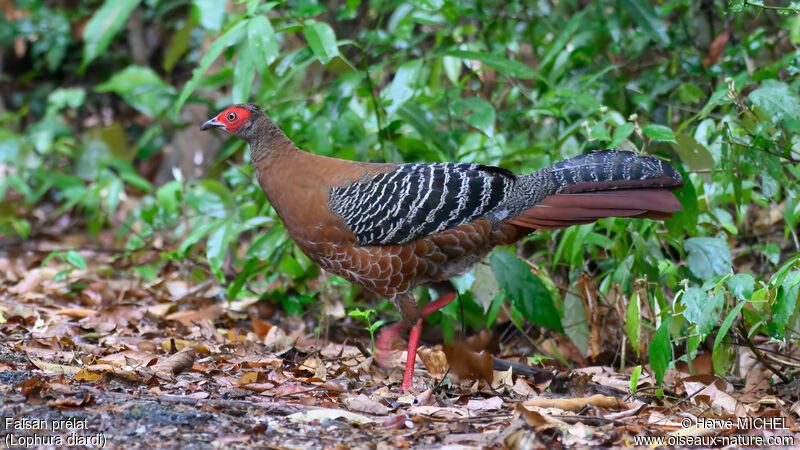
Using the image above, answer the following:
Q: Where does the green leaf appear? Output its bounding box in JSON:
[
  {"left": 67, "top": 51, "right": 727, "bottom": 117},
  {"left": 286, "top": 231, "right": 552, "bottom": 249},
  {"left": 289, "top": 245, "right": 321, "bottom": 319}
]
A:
[
  {"left": 680, "top": 288, "right": 723, "bottom": 336},
  {"left": 132, "top": 265, "right": 159, "bottom": 282},
  {"left": 233, "top": 46, "right": 255, "bottom": 103},
  {"left": 445, "top": 50, "right": 542, "bottom": 80},
  {"left": 749, "top": 80, "right": 800, "bottom": 133},
  {"left": 609, "top": 122, "right": 635, "bottom": 149},
  {"left": 304, "top": 21, "right": 339, "bottom": 65},
  {"left": 671, "top": 132, "right": 714, "bottom": 170},
  {"left": 194, "top": 0, "right": 226, "bottom": 32},
  {"left": 96, "top": 66, "right": 175, "bottom": 117},
  {"left": 712, "top": 300, "right": 746, "bottom": 375},
  {"left": 81, "top": 0, "right": 142, "bottom": 72},
  {"left": 727, "top": 273, "right": 755, "bottom": 300},
  {"left": 590, "top": 121, "right": 610, "bottom": 142},
  {"left": 384, "top": 59, "right": 423, "bottom": 116},
  {"left": 207, "top": 220, "right": 233, "bottom": 280},
  {"left": 442, "top": 55, "right": 462, "bottom": 85},
  {"left": 248, "top": 15, "right": 279, "bottom": 74},
  {"left": 684, "top": 237, "right": 732, "bottom": 280},
  {"left": 770, "top": 272, "right": 800, "bottom": 338},
  {"left": 630, "top": 365, "right": 642, "bottom": 394},
  {"left": 174, "top": 20, "right": 248, "bottom": 115},
  {"left": 163, "top": 16, "right": 196, "bottom": 73},
  {"left": 626, "top": 291, "right": 641, "bottom": 357},
  {"left": 454, "top": 97, "right": 496, "bottom": 137},
  {"left": 792, "top": 15, "right": 800, "bottom": 46},
  {"left": 63, "top": 250, "right": 87, "bottom": 270},
  {"left": 642, "top": 124, "right": 676, "bottom": 142},
  {"left": 156, "top": 180, "right": 182, "bottom": 213},
  {"left": 620, "top": 0, "right": 670, "bottom": 47},
  {"left": 178, "top": 219, "right": 222, "bottom": 254},
  {"left": 649, "top": 315, "right": 672, "bottom": 385},
  {"left": 490, "top": 251, "right": 563, "bottom": 332}
]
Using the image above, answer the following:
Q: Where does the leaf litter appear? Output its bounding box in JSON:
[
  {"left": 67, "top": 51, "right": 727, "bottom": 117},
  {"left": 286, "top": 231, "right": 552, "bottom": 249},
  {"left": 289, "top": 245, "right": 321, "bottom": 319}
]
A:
[{"left": 1, "top": 238, "right": 800, "bottom": 448}]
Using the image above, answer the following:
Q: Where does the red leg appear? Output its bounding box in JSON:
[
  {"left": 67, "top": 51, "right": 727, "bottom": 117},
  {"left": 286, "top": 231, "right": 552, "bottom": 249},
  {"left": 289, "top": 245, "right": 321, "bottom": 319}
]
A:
[
  {"left": 402, "top": 319, "right": 424, "bottom": 390},
  {"left": 377, "top": 293, "right": 459, "bottom": 390},
  {"left": 420, "top": 292, "right": 458, "bottom": 317}
]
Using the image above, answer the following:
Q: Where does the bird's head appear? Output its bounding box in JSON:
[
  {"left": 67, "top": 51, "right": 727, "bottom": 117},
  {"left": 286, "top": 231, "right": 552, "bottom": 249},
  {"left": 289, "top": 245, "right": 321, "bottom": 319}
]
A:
[{"left": 201, "top": 103, "right": 263, "bottom": 141}]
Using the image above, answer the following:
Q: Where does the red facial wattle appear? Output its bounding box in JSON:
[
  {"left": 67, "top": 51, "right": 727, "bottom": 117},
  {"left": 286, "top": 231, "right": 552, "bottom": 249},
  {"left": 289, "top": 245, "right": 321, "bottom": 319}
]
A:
[{"left": 218, "top": 107, "right": 251, "bottom": 131}]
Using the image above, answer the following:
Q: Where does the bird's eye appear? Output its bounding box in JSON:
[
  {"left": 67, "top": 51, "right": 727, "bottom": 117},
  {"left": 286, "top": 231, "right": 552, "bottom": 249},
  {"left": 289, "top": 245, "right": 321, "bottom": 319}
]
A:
[{"left": 226, "top": 112, "right": 237, "bottom": 122}]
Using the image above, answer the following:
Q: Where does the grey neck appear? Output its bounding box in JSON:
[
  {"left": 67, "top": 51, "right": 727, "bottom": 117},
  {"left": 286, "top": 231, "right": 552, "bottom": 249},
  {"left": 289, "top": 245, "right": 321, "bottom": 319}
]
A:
[{"left": 248, "top": 113, "right": 296, "bottom": 168}]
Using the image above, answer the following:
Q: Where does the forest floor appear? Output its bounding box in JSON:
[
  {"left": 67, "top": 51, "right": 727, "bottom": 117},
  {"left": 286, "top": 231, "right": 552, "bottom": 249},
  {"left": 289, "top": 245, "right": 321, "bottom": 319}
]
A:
[{"left": 2, "top": 237, "right": 800, "bottom": 449}]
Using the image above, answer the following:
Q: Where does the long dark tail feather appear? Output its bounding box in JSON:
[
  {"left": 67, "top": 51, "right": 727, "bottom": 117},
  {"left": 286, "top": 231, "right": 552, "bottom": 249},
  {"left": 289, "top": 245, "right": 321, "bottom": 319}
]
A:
[{"left": 507, "top": 151, "right": 684, "bottom": 230}]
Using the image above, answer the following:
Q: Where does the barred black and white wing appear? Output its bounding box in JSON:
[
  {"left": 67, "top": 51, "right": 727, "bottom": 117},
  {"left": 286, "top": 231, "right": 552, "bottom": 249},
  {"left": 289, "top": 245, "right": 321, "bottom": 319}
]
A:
[{"left": 330, "top": 163, "right": 516, "bottom": 245}]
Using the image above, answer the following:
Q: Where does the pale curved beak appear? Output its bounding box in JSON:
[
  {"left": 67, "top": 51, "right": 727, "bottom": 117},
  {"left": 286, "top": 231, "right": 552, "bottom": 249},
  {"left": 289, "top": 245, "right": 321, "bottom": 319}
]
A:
[{"left": 201, "top": 118, "right": 224, "bottom": 130}]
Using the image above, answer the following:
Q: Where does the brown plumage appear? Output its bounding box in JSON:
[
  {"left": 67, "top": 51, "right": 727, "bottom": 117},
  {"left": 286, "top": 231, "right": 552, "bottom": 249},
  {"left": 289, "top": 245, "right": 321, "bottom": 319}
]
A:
[{"left": 202, "top": 103, "right": 684, "bottom": 390}]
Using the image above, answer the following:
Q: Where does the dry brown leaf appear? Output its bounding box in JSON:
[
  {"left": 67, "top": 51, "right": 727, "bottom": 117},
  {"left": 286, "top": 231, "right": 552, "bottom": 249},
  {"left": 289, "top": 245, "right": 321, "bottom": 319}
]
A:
[
  {"left": 492, "top": 367, "right": 513, "bottom": 390},
  {"left": 522, "top": 394, "right": 628, "bottom": 411},
  {"left": 466, "top": 396, "right": 503, "bottom": 411},
  {"left": 55, "top": 307, "right": 98, "bottom": 318},
  {"left": 28, "top": 358, "right": 81, "bottom": 376},
  {"left": 408, "top": 406, "right": 471, "bottom": 419},
  {"left": 250, "top": 315, "right": 272, "bottom": 337},
  {"left": 416, "top": 347, "right": 445, "bottom": 376},
  {"left": 343, "top": 394, "right": 390, "bottom": 415},
  {"left": 152, "top": 347, "right": 195, "bottom": 376},
  {"left": 165, "top": 304, "right": 222, "bottom": 326}
]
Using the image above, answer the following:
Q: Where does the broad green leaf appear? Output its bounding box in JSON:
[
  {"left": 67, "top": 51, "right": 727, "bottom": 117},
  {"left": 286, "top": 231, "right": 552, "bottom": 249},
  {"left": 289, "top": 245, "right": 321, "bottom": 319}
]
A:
[
  {"left": 178, "top": 219, "right": 222, "bottom": 254},
  {"left": 248, "top": 15, "right": 279, "bottom": 74},
  {"left": 490, "top": 251, "right": 563, "bottom": 332},
  {"left": 671, "top": 132, "right": 714, "bottom": 170},
  {"left": 630, "top": 365, "right": 642, "bottom": 393},
  {"left": 769, "top": 272, "right": 800, "bottom": 338},
  {"left": 442, "top": 55, "right": 462, "bottom": 85},
  {"left": 684, "top": 237, "right": 732, "bottom": 280},
  {"left": 233, "top": 47, "right": 255, "bottom": 103},
  {"left": 194, "top": 0, "right": 226, "bottom": 32},
  {"left": 174, "top": 20, "right": 247, "bottom": 115},
  {"left": 454, "top": 97, "right": 496, "bottom": 137},
  {"left": 649, "top": 315, "right": 672, "bottom": 385},
  {"left": 642, "top": 124, "right": 676, "bottom": 142},
  {"left": 46, "top": 88, "right": 86, "bottom": 116},
  {"left": 712, "top": 300, "right": 746, "bottom": 375},
  {"left": 163, "top": 16, "right": 196, "bottom": 73},
  {"left": 621, "top": 0, "right": 669, "bottom": 46},
  {"left": 207, "top": 220, "right": 234, "bottom": 280},
  {"left": 626, "top": 291, "right": 641, "bottom": 357},
  {"left": 304, "top": 21, "right": 339, "bottom": 65},
  {"left": 247, "top": 226, "right": 289, "bottom": 261},
  {"left": 770, "top": 256, "right": 800, "bottom": 287},
  {"left": 156, "top": 180, "right": 182, "bottom": 213},
  {"left": 96, "top": 66, "right": 175, "bottom": 117},
  {"left": 539, "top": 10, "right": 585, "bottom": 69},
  {"left": 792, "top": 15, "right": 800, "bottom": 46},
  {"left": 384, "top": 59, "right": 423, "bottom": 116},
  {"left": 81, "top": 0, "right": 142, "bottom": 72},
  {"left": 445, "top": 50, "right": 542, "bottom": 80},
  {"left": 590, "top": 121, "right": 610, "bottom": 142},
  {"left": 64, "top": 250, "right": 87, "bottom": 270},
  {"left": 727, "top": 273, "right": 755, "bottom": 300},
  {"left": 471, "top": 263, "right": 499, "bottom": 312},
  {"left": 132, "top": 265, "right": 159, "bottom": 282},
  {"left": 680, "top": 287, "right": 723, "bottom": 336},
  {"left": 608, "top": 122, "right": 635, "bottom": 149},
  {"left": 749, "top": 80, "right": 800, "bottom": 133}
]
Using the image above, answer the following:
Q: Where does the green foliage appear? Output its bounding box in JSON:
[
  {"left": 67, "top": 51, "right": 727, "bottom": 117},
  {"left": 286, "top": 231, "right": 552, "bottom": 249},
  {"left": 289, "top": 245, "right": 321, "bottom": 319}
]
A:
[
  {"left": 348, "top": 308, "right": 385, "bottom": 351},
  {"left": 3, "top": 0, "right": 800, "bottom": 387}
]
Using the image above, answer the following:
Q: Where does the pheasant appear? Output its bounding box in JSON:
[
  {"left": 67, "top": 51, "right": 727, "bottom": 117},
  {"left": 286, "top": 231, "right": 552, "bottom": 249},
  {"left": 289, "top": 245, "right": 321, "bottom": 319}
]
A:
[{"left": 201, "top": 103, "right": 684, "bottom": 390}]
